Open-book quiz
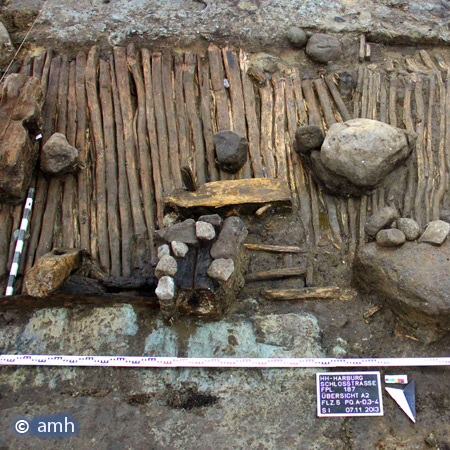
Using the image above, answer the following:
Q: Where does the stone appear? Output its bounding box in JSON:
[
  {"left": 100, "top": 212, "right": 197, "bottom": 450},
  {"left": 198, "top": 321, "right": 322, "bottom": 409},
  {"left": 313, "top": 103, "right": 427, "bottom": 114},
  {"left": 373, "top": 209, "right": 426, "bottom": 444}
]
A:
[
  {"left": 155, "top": 255, "right": 178, "bottom": 278},
  {"left": 198, "top": 214, "right": 223, "bottom": 229},
  {"left": 171, "top": 241, "right": 189, "bottom": 258},
  {"left": 376, "top": 228, "right": 406, "bottom": 247},
  {"left": 155, "top": 276, "right": 176, "bottom": 301},
  {"left": 207, "top": 258, "right": 235, "bottom": 282},
  {"left": 210, "top": 216, "right": 248, "bottom": 260},
  {"left": 24, "top": 248, "right": 82, "bottom": 298},
  {"left": 0, "top": 74, "right": 43, "bottom": 203},
  {"left": 365, "top": 206, "right": 399, "bottom": 237},
  {"left": 157, "top": 244, "right": 171, "bottom": 260},
  {"left": 248, "top": 53, "right": 281, "bottom": 74},
  {"left": 355, "top": 241, "right": 450, "bottom": 339},
  {"left": 396, "top": 218, "right": 421, "bottom": 241},
  {"left": 40, "top": 132, "right": 79, "bottom": 175},
  {"left": 213, "top": 130, "right": 248, "bottom": 173},
  {"left": 195, "top": 221, "right": 216, "bottom": 242},
  {"left": 155, "top": 219, "right": 198, "bottom": 246},
  {"left": 306, "top": 33, "right": 342, "bottom": 63},
  {"left": 418, "top": 220, "right": 450, "bottom": 245},
  {"left": 321, "top": 119, "right": 415, "bottom": 189},
  {"left": 287, "top": 26, "right": 307, "bottom": 48},
  {"left": 294, "top": 125, "right": 324, "bottom": 155},
  {"left": 0, "top": 22, "right": 15, "bottom": 67}
]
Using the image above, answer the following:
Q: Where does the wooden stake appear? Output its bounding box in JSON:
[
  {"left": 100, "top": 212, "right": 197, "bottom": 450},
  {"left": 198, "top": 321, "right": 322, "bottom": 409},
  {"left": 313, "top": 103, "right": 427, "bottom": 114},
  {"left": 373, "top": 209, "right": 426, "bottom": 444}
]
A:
[
  {"left": 272, "top": 74, "right": 287, "bottom": 180},
  {"left": 259, "top": 84, "right": 276, "bottom": 178},
  {"left": 325, "top": 75, "right": 351, "bottom": 122},
  {"left": 262, "top": 286, "right": 355, "bottom": 301},
  {"left": 245, "top": 266, "right": 306, "bottom": 282}
]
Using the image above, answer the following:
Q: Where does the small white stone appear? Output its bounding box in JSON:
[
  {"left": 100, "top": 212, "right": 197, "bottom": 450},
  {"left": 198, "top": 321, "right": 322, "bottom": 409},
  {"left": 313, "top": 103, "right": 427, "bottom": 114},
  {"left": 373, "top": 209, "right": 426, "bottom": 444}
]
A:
[
  {"left": 155, "top": 276, "right": 175, "bottom": 300},
  {"left": 195, "top": 221, "right": 216, "bottom": 241},
  {"left": 157, "top": 244, "right": 170, "bottom": 260},
  {"left": 171, "top": 240, "right": 189, "bottom": 258},
  {"left": 155, "top": 255, "right": 178, "bottom": 278},
  {"left": 207, "top": 258, "right": 235, "bottom": 282}
]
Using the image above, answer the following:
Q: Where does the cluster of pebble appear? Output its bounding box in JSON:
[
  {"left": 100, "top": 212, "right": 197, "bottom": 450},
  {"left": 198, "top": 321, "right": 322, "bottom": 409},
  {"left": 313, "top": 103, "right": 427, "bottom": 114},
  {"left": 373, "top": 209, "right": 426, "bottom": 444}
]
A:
[
  {"left": 154, "top": 215, "right": 248, "bottom": 303},
  {"left": 365, "top": 206, "right": 450, "bottom": 247}
]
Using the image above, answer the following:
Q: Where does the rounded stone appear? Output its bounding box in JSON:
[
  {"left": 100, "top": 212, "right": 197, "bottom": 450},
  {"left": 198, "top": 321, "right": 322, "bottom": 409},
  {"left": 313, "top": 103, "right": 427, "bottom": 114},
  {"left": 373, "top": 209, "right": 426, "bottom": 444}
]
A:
[
  {"left": 294, "top": 125, "right": 324, "bottom": 155},
  {"left": 396, "top": 218, "right": 421, "bottom": 241},
  {"left": 365, "top": 207, "right": 399, "bottom": 238},
  {"left": 287, "top": 26, "right": 307, "bottom": 48},
  {"left": 213, "top": 130, "right": 248, "bottom": 174},
  {"left": 207, "top": 258, "right": 235, "bottom": 282},
  {"left": 376, "top": 228, "right": 406, "bottom": 247},
  {"left": 40, "top": 132, "right": 79, "bottom": 175},
  {"left": 155, "top": 276, "right": 175, "bottom": 301},
  {"left": 157, "top": 244, "right": 171, "bottom": 260},
  {"left": 155, "top": 255, "right": 178, "bottom": 278},
  {"left": 195, "top": 221, "right": 216, "bottom": 242},
  {"left": 171, "top": 240, "right": 189, "bottom": 258},
  {"left": 306, "top": 34, "right": 342, "bottom": 63}
]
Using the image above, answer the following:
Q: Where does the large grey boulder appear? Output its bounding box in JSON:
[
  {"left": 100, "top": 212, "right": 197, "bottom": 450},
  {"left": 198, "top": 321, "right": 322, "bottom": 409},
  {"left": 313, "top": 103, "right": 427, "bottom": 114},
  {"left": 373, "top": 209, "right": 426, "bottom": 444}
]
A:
[
  {"left": 321, "top": 119, "right": 415, "bottom": 189},
  {"left": 306, "top": 34, "right": 342, "bottom": 63},
  {"left": 40, "top": 132, "right": 79, "bottom": 175},
  {"left": 355, "top": 241, "right": 450, "bottom": 341}
]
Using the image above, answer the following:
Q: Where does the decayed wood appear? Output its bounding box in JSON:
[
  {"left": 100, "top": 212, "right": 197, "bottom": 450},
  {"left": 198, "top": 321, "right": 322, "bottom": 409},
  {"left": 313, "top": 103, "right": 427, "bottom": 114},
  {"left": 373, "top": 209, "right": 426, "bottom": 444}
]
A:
[
  {"left": 309, "top": 173, "right": 321, "bottom": 246},
  {"left": 324, "top": 194, "right": 342, "bottom": 246},
  {"left": 198, "top": 56, "right": 220, "bottom": 182},
  {"left": 40, "top": 48, "right": 53, "bottom": 97},
  {"left": 32, "top": 51, "right": 46, "bottom": 81},
  {"left": 127, "top": 44, "right": 157, "bottom": 262},
  {"left": 302, "top": 79, "right": 323, "bottom": 131},
  {"left": 292, "top": 70, "right": 308, "bottom": 125},
  {"left": 110, "top": 55, "right": 133, "bottom": 276},
  {"left": 402, "top": 78, "right": 416, "bottom": 217},
  {"left": 142, "top": 49, "right": 164, "bottom": 226},
  {"left": 359, "top": 35, "right": 366, "bottom": 62},
  {"left": 239, "top": 50, "right": 264, "bottom": 178},
  {"left": 388, "top": 74, "right": 398, "bottom": 127},
  {"left": 0, "top": 293, "right": 158, "bottom": 311},
  {"left": 184, "top": 52, "right": 207, "bottom": 185},
  {"left": 353, "top": 67, "right": 364, "bottom": 118},
  {"left": 75, "top": 51, "right": 90, "bottom": 253},
  {"left": 379, "top": 72, "right": 388, "bottom": 123},
  {"left": 244, "top": 243, "right": 309, "bottom": 253},
  {"left": 7, "top": 205, "right": 23, "bottom": 271},
  {"left": 86, "top": 46, "right": 110, "bottom": 272},
  {"left": 113, "top": 46, "right": 149, "bottom": 270},
  {"left": 325, "top": 75, "right": 351, "bottom": 122},
  {"left": 165, "top": 178, "right": 292, "bottom": 210},
  {"left": 405, "top": 57, "right": 428, "bottom": 74},
  {"left": 259, "top": 84, "right": 276, "bottom": 178},
  {"left": 419, "top": 50, "right": 440, "bottom": 73},
  {"left": 432, "top": 78, "right": 446, "bottom": 220},
  {"left": 42, "top": 55, "right": 61, "bottom": 142},
  {"left": 245, "top": 266, "right": 306, "bottom": 282},
  {"left": 181, "top": 166, "right": 197, "bottom": 192},
  {"left": 151, "top": 52, "right": 172, "bottom": 195},
  {"left": 174, "top": 54, "right": 191, "bottom": 171},
  {"left": 160, "top": 52, "right": 183, "bottom": 188},
  {"left": 347, "top": 197, "right": 358, "bottom": 263},
  {"left": 358, "top": 195, "right": 367, "bottom": 247},
  {"left": 99, "top": 59, "right": 121, "bottom": 276},
  {"left": 56, "top": 55, "right": 69, "bottom": 134},
  {"left": 424, "top": 76, "right": 436, "bottom": 224},
  {"left": 262, "top": 286, "right": 355, "bottom": 301},
  {"left": 360, "top": 69, "right": 370, "bottom": 119},
  {"left": 0, "top": 206, "right": 12, "bottom": 277},
  {"left": 313, "top": 78, "right": 336, "bottom": 128},
  {"left": 222, "top": 48, "right": 251, "bottom": 178},
  {"left": 208, "top": 43, "right": 231, "bottom": 131},
  {"left": 337, "top": 197, "right": 349, "bottom": 237},
  {"left": 272, "top": 75, "right": 287, "bottom": 180},
  {"left": 446, "top": 70, "right": 450, "bottom": 203}
]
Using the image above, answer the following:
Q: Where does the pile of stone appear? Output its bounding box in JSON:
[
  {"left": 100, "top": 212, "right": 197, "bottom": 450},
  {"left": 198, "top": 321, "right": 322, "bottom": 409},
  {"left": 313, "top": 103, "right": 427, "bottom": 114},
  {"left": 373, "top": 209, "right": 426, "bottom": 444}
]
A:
[
  {"left": 295, "top": 119, "right": 416, "bottom": 197},
  {"left": 154, "top": 215, "right": 248, "bottom": 319},
  {"left": 364, "top": 207, "right": 450, "bottom": 248}
]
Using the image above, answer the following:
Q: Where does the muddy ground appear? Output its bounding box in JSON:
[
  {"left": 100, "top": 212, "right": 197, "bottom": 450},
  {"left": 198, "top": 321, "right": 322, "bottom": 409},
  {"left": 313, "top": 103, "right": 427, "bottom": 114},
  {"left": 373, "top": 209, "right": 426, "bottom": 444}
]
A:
[{"left": 0, "top": 0, "right": 450, "bottom": 448}]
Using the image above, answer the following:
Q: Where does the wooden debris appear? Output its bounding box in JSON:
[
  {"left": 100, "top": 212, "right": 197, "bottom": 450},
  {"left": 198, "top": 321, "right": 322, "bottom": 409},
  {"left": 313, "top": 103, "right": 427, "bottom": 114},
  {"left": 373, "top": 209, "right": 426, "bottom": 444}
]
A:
[
  {"left": 244, "top": 243, "right": 309, "bottom": 253},
  {"left": 424, "top": 76, "right": 436, "bottom": 224},
  {"left": 245, "top": 266, "right": 306, "bottom": 282},
  {"left": 302, "top": 79, "right": 323, "bottom": 131},
  {"left": 165, "top": 178, "right": 292, "bottom": 212},
  {"left": 388, "top": 74, "right": 397, "bottom": 127},
  {"left": 325, "top": 75, "right": 351, "bottom": 122},
  {"left": 262, "top": 286, "right": 356, "bottom": 301},
  {"left": 363, "top": 304, "right": 383, "bottom": 320},
  {"left": 359, "top": 35, "right": 366, "bottom": 62},
  {"left": 313, "top": 78, "right": 336, "bottom": 128},
  {"left": 181, "top": 166, "right": 197, "bottom": 192},
  {"left": 365, "top": 44, "right": 371, "bottom": 61},
  {"left": 272, "top": 74, "right": 288, "bottom": 180},
  {"left": 259, "top": 84, "right": 276, "bottom": 178}
]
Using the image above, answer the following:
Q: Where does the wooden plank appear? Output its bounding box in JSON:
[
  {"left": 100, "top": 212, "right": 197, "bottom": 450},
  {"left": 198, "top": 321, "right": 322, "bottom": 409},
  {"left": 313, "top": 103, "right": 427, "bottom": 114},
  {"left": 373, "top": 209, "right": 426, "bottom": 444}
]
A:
[
  {"left": 359, "top": 35, "right": 366, "bottom": 62},
  {"left": 7, "top": 205, "right": 23, "bottom": 274},
  {"left": 56, "top": 55, "right": 69, "bottom": 134},
  {"left": 302, "top": 79, "right": 323, "bottom": 131},
  {"left": 313, "top": 78, "right": 336, "bottom": 128},
  {"left": 0, "top": 293, "right": 158, "bottom": 311},
  {"left": 259, "top": 84, "right": 276, "bottom": 178},
  {"left": 75, "top": 51, "right": 90, "bottom": 253},
  {"left": 245, "top": 266, "right": 306, "bottom": 282},
  {"left": 0, "top": 206, "right": 12, "bottom": 278},
  {"left": 161, "top": 52, "right": 183, "bottom": 188},
  {"left": 222, "top": 47, "right": 251, "bottom": 178},
  {"left": 32, "top": 51, "right": 46, "bottom": 81},
  {"left": 99, "top": 58, "right": 121, "bottom": 276},
  {"left": 358, "top": 195, "right": 367, "bottom": 247},
  {"left": 42, "top": 55, "right": 61, "bottom": 142},
  {"left": 198, "top": 55, "right": 220, "bottom": 182},
  {"left": 325, "top": 75, "right": 351, "bottom": 122},
  {"left": 110, "top": 55, "right": 133, "bottom": 276},
  {"left": 388, "top": 74, "right": 398, "bottom": 127},
  {"left": 379, "top": 72, "right": 388, "bottom": 123},
  {"left": 446, "top": 70, "right": 450, "bottom": 205},
  {"left": 151, "top": 52, "right": 172, "bottom": 195},
  {"left": 20, "top": 56, "right": 33, "bottom": 76},
  {"left": 262, "top": 287, "right": 355, "bottom": 301},
  {"left": 360, "top": 69, "right": 370, "bottom": 119},
  {"left": 424, "top": 76, "right": 436, "bottom": 224},
  {"left": 165, "top": 178, "right": 291, "bottom": 210},
  {"left": 142, "top": 49, "right": 164, "bottom": 227},
  {"left": 239, "top": 50, "right": 264, "bottom": 178},
  {"left": 86, "top": 46, "right": 110, "bottom": 272},
  {"left": 272, "top": 74, "right": 287, "bottom": 180},
  {"left": 113, "top": 46, "right": 149, "bottom": 270},
  {"left": 309, "top": 173, "right": 321, "bottom": 247},
  {"left": 244, "top": 243, "right": 310, "bottom": 253},
  {"left": 353, "top": 67, "right": 364, "bottom": 118},
  {"left": 127, "top": 44, "right": 157, "bottom": 262},
  {"left": 324, "top": 194, "right": 342, "bottom": 246},
  {"left": 40, "top": 48, "right": 53, "bottom": 97},
  {"left": 292, "top": 70, "right": 308, "bottom": 125},
  {"left": 184, "top": 52, "right": 207, "bottom": 185},
  {"left": 348, "top": 197, "right": 358, "bottom": 263}
]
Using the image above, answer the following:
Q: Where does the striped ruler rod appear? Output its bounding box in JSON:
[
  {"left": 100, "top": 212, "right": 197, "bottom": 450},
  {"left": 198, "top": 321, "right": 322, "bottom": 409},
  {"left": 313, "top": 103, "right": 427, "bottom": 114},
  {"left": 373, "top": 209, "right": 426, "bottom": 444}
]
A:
[
  {"left": 0, "top": 355, "right": 449, "bottom": 368},
  {"left": 5, "top": 188, "right": 35, "bottom": 296}
]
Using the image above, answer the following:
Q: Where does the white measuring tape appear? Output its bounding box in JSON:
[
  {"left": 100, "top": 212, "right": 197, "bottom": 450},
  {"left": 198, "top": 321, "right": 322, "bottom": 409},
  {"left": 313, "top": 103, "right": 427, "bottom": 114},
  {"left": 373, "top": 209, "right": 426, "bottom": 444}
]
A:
[{"left": 0, "top": 355, "right": 449, "bottom": 368}]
